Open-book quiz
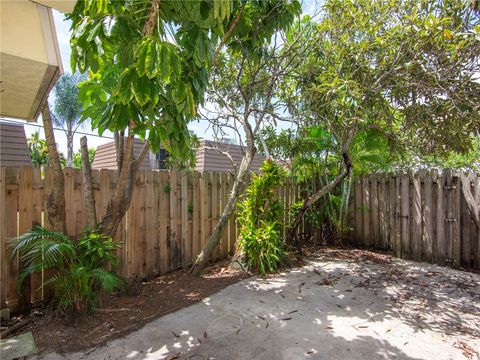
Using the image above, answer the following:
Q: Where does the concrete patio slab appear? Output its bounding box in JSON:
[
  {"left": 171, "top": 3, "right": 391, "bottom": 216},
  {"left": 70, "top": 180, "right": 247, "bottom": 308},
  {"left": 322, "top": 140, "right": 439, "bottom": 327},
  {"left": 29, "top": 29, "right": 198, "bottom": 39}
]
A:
[
  {"left": 1, "top": 332, "right": 38, "bottom": 360},
  {"left": 34, "top": 255, "right": 480, "bottom": 360}
]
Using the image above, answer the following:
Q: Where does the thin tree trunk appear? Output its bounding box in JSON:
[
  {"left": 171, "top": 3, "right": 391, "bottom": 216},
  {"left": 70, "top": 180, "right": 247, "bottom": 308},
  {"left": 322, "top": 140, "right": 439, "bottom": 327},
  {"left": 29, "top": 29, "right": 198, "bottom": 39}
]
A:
[
  {"left": 41, "top": 106, "right": 66, "bottom": 233},
  {"left": 101, "top": 130, "right": 149, "bottom": 237},
  {"left": 114, "top": 130, "right": 125, "bottom": 172},
  {"left": 460, "top": 176, "right": 480, "bottom": 228},
  {"left": 80, "top": 136, "right": 97, "bottom": 227},
  {"left": 189, "top": 148, "right": 255, "bottom": 276},
  {"left": 286, "top": 152, "right": 352, "bottom": 248},
  {"left": 66, "top": 128, "right": 73, "bottom": 168}
]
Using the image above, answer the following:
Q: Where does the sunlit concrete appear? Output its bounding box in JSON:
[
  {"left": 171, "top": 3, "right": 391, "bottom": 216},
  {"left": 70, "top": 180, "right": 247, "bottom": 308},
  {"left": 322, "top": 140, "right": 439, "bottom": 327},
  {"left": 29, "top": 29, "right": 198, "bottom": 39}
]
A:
[{"left": 35, "top": 256, "right": 480, "bottom": 360}]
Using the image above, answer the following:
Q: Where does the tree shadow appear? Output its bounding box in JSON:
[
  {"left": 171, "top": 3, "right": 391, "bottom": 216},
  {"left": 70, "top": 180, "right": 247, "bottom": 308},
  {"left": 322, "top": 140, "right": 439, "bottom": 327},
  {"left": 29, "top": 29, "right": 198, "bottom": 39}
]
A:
[{"left": 35, "top": 250, "right": 480, "bottom": 360}]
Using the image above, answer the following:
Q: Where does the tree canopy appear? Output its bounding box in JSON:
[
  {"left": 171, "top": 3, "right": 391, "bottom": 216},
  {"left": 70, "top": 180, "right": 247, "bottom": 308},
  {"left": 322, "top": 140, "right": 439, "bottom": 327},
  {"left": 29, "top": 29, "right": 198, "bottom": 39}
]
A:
[
  {"left": 285, "top": 0, "right": 480, "bottom": 161},
  {"left": 51, "top": 72, "right": 87, "bottom": 167},
  {"left": 69, "top": 0, "right": 301, "bottom": 159}
]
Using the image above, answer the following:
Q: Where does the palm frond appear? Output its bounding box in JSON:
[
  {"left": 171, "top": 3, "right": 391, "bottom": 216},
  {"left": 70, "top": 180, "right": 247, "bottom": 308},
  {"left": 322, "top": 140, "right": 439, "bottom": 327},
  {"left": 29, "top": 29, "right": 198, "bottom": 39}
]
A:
[{"left": 91, "top": 268, "right": 123, "bottom": 292}]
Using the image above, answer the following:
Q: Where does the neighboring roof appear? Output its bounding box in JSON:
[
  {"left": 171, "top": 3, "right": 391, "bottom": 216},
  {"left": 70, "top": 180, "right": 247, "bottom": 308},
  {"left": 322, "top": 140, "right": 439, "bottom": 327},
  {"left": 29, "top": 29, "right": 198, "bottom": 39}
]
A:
[
  {"left": 195, "top": 140, "right": 266, "bottom": 173},
  {"left": 0, "top": 122, "right": 32, "bottom": 166},
  {"left": 92, "top": 139, "right": 151, "bottom": 170}
]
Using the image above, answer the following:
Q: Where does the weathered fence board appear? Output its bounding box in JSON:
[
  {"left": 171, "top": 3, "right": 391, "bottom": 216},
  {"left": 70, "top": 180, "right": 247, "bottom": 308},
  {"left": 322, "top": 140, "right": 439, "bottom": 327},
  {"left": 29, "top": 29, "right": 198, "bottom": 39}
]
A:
[
  {"left": 0, "top": 166, "right": 297, "bottom": 312},
  {"left": 352, "top": 171, "right": 480, "bottom": 270}
]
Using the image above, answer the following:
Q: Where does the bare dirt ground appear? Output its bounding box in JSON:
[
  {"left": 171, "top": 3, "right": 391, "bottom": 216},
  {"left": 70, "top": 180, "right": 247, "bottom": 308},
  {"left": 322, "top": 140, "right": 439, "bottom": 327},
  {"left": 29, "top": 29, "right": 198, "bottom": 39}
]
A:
[
  {"left": 30, "top": 247, "right": 480, "bottom": 360},
  {"left": 1, "top": 261, "right": 250, "bottom": 354}
]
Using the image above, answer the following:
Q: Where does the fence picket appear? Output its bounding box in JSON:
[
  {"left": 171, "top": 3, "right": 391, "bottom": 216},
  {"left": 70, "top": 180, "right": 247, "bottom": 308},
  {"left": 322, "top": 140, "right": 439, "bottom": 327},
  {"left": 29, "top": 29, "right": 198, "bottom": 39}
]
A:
[
  {"left": 351, "top": 171, "right": 479, "bottom": 271},
  {"left": 400, "top": 174, "right": 410, "bottom": 258},
  {"left": 3, "top": 166, "right": 479, "bottom": 311},
  {"left": 180, "top": 172, "right": 190, "bottom": 266},
  {"left": 474, "top": 175, "right": 480, "bottom": 269},
  {"left": 5, "top": 167, "right": 19, "bottom": 311},
  {"left": 0, "top": 167, "right": 6, "bottom": 308},
  {"left": 31, "top": 167, "right": 43, "bottom": 306},
  {"left": 145, "top": 170, "right": 157, "bottom": 275},
  {"left": 423, "top": 172, "right": 434, "bottom": 262},
  {"left": 158, "top": 171, "right": 170, "bottom": 273},
  {"left": 362, "top": 177, "right": 370, "bottom": 247},
  {"left": 18, "top": 167, "right": 32, "bottom": 311},
  {"left": 452, "top": 173, "right": 461, "bottom": 268},
  {"left": 411, "top": 171, "right": 422, "bottom": 261}
]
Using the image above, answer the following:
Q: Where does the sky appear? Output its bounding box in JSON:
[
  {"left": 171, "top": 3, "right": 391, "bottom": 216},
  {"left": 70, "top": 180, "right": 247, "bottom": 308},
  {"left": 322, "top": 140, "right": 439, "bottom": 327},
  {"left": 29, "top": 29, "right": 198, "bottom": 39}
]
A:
[{"left": 3, "top": 1, "right": 321, "bottom": 155}]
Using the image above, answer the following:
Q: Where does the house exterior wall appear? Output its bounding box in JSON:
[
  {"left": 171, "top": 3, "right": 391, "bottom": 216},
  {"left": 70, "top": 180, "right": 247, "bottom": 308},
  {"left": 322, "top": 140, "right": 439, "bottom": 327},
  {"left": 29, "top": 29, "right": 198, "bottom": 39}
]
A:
[
  {"left": 0, "top": 1, "right": 63, "bottom": 121},
  {"left": 0, "top": 122, "right": 32, "bottom": 166}
]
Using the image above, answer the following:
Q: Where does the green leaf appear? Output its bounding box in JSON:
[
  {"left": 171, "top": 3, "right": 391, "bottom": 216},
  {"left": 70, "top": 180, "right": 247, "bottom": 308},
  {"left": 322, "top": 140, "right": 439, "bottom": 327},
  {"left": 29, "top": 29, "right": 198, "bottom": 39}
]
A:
[{"left": 145, "top": 39, "right": 159, "bottom": 79}]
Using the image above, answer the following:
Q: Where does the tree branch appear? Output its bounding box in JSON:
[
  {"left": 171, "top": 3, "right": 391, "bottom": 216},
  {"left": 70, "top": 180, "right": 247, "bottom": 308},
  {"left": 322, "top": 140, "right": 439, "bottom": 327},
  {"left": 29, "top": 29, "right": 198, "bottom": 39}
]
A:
[{"left": 213, "top": 5, "right": 245, "bottom": 67}]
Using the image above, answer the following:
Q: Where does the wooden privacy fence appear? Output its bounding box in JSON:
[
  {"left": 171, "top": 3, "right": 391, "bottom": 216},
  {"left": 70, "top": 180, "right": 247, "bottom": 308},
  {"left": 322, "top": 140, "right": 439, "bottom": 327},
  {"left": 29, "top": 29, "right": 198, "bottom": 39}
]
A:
[
  {"left": 352, "top": 170, "right": 480, "bottom": 270},
  {"left": 0, "top": 166, "right": 298, "bottom": 311}
]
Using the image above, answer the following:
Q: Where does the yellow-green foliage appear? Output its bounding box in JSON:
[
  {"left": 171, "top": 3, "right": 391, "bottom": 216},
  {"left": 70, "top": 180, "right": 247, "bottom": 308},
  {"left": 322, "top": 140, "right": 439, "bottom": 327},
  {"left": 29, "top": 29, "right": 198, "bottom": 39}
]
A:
[{"left": 237, "top": 160, "right": 286, "bottom": 275}]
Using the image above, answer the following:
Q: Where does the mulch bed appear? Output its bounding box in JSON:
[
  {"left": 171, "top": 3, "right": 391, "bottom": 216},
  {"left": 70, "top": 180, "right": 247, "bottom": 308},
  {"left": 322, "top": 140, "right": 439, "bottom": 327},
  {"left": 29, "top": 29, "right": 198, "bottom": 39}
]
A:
[{"left": 0, "top": 261, "right": 250, "bottom": 355}]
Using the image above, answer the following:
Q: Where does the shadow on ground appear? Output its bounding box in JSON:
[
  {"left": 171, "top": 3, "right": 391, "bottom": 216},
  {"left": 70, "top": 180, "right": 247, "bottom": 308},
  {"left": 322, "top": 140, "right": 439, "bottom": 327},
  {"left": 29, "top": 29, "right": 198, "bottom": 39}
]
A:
[{"left": 37, "top": 249, "right": 480, "bottom": 360}]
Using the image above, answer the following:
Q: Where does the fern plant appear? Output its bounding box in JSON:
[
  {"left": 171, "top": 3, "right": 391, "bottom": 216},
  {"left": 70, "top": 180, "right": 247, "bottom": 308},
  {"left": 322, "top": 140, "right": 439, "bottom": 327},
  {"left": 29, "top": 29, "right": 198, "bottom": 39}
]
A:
[
  {"left": 10, "top": 226, "right": 123, "bottom": 314},
  {"left": 237, "top": 160, "right": 286, "bottom": 275}
]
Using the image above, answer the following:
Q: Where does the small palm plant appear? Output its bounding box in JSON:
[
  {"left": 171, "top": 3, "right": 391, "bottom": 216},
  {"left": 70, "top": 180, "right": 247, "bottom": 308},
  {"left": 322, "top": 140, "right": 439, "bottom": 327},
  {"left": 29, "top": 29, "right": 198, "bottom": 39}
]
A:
[{"left": 10, "top": 226, "right": 123, "bottom": 314}]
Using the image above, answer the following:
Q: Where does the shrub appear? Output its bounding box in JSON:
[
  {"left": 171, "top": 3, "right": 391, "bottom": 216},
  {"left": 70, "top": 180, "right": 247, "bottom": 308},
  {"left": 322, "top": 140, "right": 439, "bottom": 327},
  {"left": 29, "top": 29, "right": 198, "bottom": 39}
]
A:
[
  {"left": 10, "top": 226, "right": 123, "bottom": 315},
  {"left": 237, "top": 159, "right": 286, "bottom": 275}
]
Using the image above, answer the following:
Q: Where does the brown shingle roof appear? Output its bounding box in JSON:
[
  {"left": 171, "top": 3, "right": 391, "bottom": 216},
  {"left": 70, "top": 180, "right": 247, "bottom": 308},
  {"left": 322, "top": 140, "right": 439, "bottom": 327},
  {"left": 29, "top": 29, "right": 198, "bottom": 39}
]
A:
[
  {"left": 0, "top": 122, "right": 31, "bottom": 166},
  {"left": 92, "top": 138, "right": 151, "bottom": 170},
  {"left": 195, "top": 140, "right": 265, "bottom": 172}
]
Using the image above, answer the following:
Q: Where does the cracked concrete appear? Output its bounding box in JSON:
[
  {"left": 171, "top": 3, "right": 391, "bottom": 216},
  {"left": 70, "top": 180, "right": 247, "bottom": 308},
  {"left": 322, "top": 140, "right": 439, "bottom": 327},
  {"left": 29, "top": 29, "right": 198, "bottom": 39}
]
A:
[{"left": 34, "top": 255, "right": 480, "bottom": 360}]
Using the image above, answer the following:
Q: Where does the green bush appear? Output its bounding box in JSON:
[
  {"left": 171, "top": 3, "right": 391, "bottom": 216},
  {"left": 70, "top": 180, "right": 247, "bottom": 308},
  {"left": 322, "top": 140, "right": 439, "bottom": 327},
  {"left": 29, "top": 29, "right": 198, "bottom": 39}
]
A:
[
  {"left": 10, "top": 226, "right": 123, "bottom": 315},
  {"left": 237, "top": 159, "right": 286, "bottom": 275}
]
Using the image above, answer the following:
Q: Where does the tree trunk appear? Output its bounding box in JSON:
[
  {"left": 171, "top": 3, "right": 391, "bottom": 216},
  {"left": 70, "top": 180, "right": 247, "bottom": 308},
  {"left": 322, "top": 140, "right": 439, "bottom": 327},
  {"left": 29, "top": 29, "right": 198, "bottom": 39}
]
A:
[
  {"left": 460, "top": 176, "right": 480, "bottom": 228},
  {"left": 101, "top": 131, "right": 149, "bottom": 237},
  {"left": 80, "top": 136, "right": 97, "bottom": 228},
  {"left": 41, "top": 106, "right": 67, "bottom": 233},
  {"left": 189, "top": 148, "right": 255, "bottom": 276},
  {"left": 114, "top": 130, "right": 125, "bottom": 171},
  {"left": 98, "top": 1, "right": 158, "bottom": 237},
  {"left": 66, "top": 129, "right": 73, "bottom": 168},
  {"left": 285, "top": 152, "right": 352, "bottom": 249}
]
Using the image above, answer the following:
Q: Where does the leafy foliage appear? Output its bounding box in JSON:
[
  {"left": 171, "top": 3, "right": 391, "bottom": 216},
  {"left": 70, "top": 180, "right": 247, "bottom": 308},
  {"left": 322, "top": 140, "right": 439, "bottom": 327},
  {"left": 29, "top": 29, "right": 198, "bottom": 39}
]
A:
[
  {"left": 237, "top": 160, "right": 286, "bottom": 275},
  {"left": 50, "top": 72, "right": 88, "bottom": 167},
  {"left": 263, "top": 0, "right": 480, "bottom": 244},
  {"left": 28, "top": 131, "right": 49, "bottom": 167},
  {"left": 69, "top": 0, "right": 301, "bottom": 162},
  {"left": 287, "top": 0, "right": 480, "bottom": 156},
  {"left": 11, "top": 226, "right": 122, "bottom": 314},
  {"left": 72, "top": 148, "right": 96, "bottom": 169},
  {"left": 51, "top": 72, "right": 87, "bottom": 129}
]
